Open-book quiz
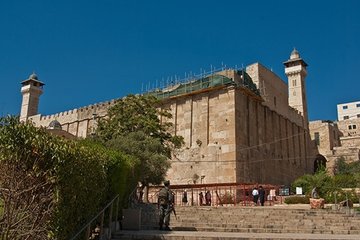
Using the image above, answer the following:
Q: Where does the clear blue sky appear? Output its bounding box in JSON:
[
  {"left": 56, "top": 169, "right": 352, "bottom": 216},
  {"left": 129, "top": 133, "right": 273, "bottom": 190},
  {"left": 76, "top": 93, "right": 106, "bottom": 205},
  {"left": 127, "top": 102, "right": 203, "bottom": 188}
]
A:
[{"left": 1, "top": 0, "right": 359, "bottom": 121}]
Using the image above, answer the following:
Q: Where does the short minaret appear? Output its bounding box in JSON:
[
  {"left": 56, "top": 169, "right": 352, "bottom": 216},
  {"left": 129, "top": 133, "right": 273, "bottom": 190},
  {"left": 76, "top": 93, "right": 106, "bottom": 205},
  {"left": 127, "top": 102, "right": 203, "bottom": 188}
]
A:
[
  {"left": 284, "top": 49, "right": 309, "bottom": 126},
  {"left": 20, "top": 73, "right": 44, "bottom": 121}
]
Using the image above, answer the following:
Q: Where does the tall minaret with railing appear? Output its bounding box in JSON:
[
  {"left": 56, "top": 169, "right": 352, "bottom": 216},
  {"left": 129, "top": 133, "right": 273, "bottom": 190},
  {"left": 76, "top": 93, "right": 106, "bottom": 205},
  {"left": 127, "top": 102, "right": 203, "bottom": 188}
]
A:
[
  {"left": 284, "top": 49, "right": 309, "bottom": 127},
  {"left": 20, "top": 73, "right": 44, "bottom": 121}
]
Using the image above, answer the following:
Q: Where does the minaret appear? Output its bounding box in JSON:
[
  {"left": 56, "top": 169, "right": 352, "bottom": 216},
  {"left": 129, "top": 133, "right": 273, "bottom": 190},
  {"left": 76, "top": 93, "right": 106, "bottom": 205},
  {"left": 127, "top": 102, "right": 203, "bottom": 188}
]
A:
[
  {"left": 284, "top": 49, "right": 309, "bottom": 126},
  {"left": 20, "top": 73, "right": 44, "bottom": 121}
]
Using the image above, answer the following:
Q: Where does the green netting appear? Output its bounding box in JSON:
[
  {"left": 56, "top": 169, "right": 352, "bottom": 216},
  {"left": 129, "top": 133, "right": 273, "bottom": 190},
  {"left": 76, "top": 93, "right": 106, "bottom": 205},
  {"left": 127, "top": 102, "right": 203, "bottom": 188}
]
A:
[
  {"left": 147, "top": 74, "right": 234, "bottom": 99},
  {"left": 146, "top": 71, "right": 260, "bottom": 100}
]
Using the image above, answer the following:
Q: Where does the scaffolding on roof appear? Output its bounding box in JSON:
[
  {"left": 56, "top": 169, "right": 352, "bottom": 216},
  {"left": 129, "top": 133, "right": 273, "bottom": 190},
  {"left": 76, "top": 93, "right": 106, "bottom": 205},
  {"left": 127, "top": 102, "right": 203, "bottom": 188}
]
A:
[{"left": 144, "top": 69, "right": 260, "bottom": 100}]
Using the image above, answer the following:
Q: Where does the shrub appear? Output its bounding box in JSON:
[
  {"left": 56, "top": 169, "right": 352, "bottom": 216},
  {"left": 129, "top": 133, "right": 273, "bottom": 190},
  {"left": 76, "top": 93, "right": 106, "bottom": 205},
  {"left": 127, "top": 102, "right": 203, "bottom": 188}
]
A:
[
  {"left": 323, "top": 189, "right": 359, "bottom": 204},
  {"left": 333, "top": 174, "right": 358, "bottom": 188},
  {"left": 0, "top": 117, "right": 110, "bottom": 240},
  {"left": 284, "top": 196, "right": 310, "bottom": 204}
]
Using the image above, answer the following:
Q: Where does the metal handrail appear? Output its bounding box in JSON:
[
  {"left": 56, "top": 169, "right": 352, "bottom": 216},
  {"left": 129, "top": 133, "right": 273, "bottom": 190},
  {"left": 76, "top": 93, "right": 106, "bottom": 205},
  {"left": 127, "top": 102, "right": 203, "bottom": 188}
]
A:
[{"left": 69, "top": 194, "right": 119, "bottom": 240}]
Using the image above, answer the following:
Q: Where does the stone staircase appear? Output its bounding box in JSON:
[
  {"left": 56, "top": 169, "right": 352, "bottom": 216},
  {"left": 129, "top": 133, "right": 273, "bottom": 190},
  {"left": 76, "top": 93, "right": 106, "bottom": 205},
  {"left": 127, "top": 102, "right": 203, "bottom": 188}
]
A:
[{"left": 113, "top": 205, "right": 360, "bottom": 239}]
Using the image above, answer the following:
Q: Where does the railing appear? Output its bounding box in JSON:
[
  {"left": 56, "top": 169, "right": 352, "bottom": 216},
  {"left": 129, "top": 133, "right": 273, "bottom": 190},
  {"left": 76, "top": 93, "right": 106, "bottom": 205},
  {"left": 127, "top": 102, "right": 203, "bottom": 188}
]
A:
[
  {"left": 145, "top": 183, "right": 284, "bottom": 207},
  {"left": 69, "top": 194, "right": 120, "bottom": 240}
]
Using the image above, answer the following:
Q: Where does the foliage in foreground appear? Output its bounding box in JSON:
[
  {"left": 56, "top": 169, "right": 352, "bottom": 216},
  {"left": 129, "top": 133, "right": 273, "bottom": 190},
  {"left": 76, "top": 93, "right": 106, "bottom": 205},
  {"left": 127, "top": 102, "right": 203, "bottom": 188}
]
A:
[{"left": 0, "top": 116, "right": 132, "bottom": 239}]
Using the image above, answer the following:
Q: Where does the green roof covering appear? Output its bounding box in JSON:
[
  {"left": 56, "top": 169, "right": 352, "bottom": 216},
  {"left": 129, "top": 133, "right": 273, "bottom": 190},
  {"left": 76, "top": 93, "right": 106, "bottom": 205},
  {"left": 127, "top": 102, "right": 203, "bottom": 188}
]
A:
[
  {"left": 146, "top": 70, "right": 260, "bottom": 100},
  {"left": 147, "top": 74, "right": 234, "bottom": 99}
]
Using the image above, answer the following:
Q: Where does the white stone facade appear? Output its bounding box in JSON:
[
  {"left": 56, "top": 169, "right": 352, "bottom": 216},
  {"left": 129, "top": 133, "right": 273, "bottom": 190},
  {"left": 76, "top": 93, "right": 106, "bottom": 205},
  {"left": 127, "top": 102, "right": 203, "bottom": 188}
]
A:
[{"left": 337, "top": 101, "right": 360, "bottom": 121}]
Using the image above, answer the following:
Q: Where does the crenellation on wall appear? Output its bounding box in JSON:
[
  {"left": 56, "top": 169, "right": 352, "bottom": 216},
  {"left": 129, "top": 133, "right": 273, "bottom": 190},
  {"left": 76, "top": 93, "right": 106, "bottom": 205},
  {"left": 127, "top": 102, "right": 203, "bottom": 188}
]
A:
[{"left": 29, "top": 98, "right": 118, "bottom": 138}]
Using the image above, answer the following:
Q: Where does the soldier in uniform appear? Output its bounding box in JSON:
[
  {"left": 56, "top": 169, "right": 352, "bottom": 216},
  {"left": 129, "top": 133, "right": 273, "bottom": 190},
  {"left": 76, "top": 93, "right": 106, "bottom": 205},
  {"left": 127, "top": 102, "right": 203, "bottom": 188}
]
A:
[{"left": 158, "top": 180, "right": 173, "bottom": 230}]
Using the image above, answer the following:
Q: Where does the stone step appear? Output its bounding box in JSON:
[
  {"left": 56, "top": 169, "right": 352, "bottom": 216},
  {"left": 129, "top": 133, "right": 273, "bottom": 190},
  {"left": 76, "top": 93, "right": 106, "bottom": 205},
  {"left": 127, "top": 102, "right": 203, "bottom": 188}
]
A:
[
  {"left": 171, "top": 224, "right": 360, "bottom": 234},
  {"left": 134, "top": 204, "right": 360, "bottom": 238},
  {"left": 170, "top": 221, "right": 360, "bottom": 230},
  {"left": 112, "top": 230, "right": 360, "bottom": 240}
]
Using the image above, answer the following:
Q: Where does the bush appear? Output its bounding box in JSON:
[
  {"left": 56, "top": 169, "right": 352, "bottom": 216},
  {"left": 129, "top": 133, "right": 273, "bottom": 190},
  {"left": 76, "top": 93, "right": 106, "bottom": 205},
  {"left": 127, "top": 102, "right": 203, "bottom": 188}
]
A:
[
  {"left": 333, "top": 174, "right": 358, "bottom": 188},
  {"left": 323, "top": 189, "right": 360, "bottom": 204},
  {"left": 284, "top": 196, "right": 310, "bottom": 204},
  {"left": 79, "top": 139, "right": 137, "bottom": 206},
  {"left": 0, "top": 117, "right": 110, "bottom": 240},
  {"left": 51, "top": 141, "right": 108, "bottom": 239}
]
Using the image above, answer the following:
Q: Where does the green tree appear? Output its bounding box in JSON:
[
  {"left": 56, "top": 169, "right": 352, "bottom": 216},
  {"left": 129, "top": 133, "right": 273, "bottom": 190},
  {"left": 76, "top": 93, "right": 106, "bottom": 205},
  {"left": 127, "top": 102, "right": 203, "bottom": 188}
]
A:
[
  {"left": 95, "top": 94, "right": 183, "bottom": 187},
  {"left": 97, "top": 94, "right": 183, "bottom": 147}
]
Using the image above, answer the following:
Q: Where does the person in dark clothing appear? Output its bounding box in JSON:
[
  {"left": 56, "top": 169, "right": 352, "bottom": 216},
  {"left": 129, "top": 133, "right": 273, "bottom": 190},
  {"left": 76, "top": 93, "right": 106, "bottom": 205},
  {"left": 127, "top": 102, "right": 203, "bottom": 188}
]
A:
[
  {"left": 158, "top": 180, "right": 173, "bottom": 230},
  {"left": 199, "top": 192, "right": 204, "bottom": 206},
  {"left": 182, "top": 190, "right": 188, "bottom": 205},
  {"left": 205, "top": 191, "right": 211, "bottom": 206},
  {"left": 258, "top": 186, "right": 265, "bottom": 206}
]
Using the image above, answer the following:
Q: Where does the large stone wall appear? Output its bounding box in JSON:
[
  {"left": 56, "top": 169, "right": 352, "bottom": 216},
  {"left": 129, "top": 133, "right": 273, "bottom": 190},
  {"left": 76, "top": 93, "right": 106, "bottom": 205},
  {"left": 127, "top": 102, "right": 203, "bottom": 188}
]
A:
[
  {"left": 165, "top": 86, "right": 237, "bottom": 185},
  {"left": 246, "top": 63, "right": 304, "bottom": 127},
  {"left": 164, "top": 84, "right": 310, "bottom": 186},
  {"left": 234, "top": 88, "right": 309, "bottom": 185}
]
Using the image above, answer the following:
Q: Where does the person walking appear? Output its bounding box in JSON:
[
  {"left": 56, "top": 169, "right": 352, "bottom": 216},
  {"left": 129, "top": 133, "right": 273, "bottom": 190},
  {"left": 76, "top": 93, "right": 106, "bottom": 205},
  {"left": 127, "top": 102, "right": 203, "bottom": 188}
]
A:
[
  {"left": 258, "top": 186, "right": 265, "bottom": 206},
  {"left": 199, "top": 192, "right": 204, "bottom": 206},
  {"left": 158, "top": 180, "right": 173, "bottom": 231},
  {"left": 252, "top": 187, "right": 259, "bottom": 206},
  {"left": 182, "top": 190, "right": 188, "bottom": 206},
  {"left": 205, "top": 191, "right": 211, "bottom": 206}
]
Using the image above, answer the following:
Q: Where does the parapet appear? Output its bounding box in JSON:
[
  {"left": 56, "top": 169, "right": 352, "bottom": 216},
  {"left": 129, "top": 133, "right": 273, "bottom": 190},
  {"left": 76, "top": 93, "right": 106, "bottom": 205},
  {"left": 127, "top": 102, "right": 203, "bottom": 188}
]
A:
[{"left": 36, "top": 98, "right": 119, "bottom": 126}]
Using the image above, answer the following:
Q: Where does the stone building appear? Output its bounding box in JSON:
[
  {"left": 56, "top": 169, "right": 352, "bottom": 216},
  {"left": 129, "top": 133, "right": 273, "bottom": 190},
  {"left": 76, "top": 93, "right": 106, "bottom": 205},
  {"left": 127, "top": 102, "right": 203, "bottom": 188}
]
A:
[
  {"left": 309, "top": 104, "right": 360, "bottom": 173},
  {"left": 20, "top": 49, "right": 316, "bottom": 185},
  {"left": 337, "top": 101, "right": 360, "bottom": 121}
]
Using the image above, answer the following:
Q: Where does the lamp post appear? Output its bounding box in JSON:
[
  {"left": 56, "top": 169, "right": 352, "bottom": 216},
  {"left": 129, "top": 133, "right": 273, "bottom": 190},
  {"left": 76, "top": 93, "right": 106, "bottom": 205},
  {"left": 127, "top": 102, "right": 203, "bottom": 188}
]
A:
[{"left": 200, "top": 175, "right": 205, "bottom": 184}]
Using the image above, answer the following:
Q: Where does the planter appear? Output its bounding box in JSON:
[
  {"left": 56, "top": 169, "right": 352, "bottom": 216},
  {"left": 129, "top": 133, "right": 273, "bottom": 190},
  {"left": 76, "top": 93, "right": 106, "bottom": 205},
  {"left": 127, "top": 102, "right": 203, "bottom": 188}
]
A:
[{"left": 309, "top": 198, "right": 325, "bottom": 209}]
